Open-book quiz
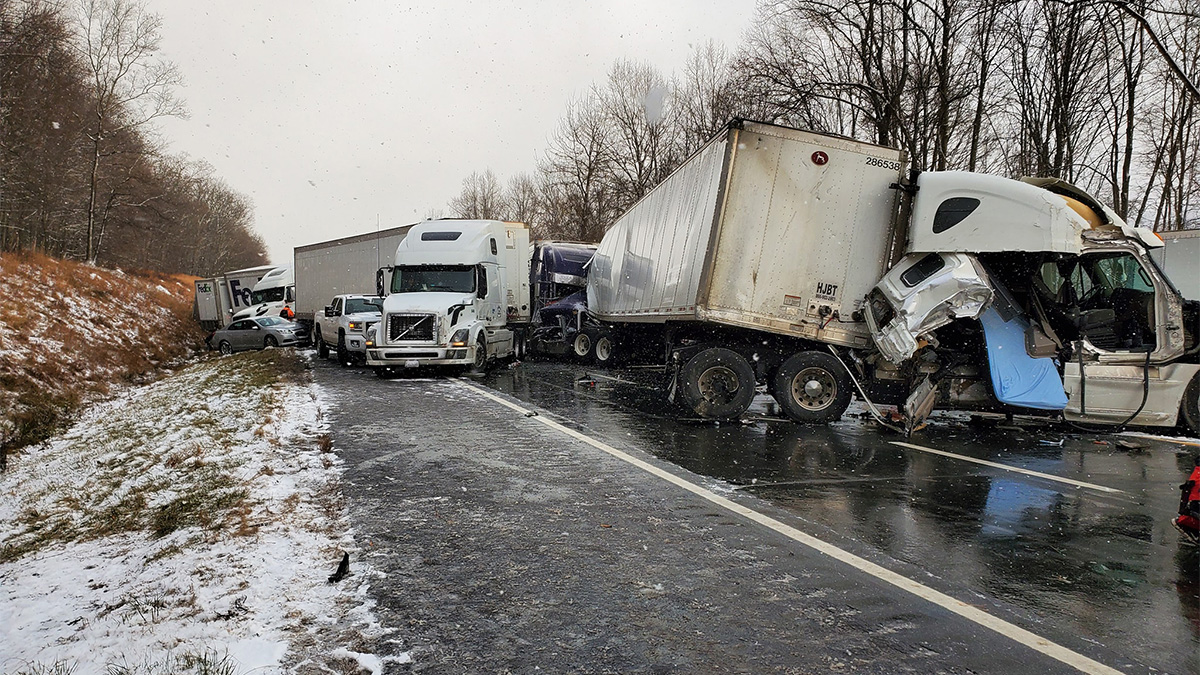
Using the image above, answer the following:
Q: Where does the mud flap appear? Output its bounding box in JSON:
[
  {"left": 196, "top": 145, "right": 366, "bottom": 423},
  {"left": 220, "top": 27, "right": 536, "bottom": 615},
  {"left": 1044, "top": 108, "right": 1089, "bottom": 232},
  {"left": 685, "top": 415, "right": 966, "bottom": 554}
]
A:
[{"left": 902, "top": 376, "right": 939, "bottom": 436}]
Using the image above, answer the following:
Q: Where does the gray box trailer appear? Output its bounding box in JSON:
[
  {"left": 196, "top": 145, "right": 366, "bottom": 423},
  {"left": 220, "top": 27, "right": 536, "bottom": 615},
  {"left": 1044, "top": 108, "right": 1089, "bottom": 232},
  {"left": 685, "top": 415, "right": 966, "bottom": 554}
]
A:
[
  {"left": 293, "top": 224, "right": 415, "bottom": 330},
  {"left": 584, "top": 121, "right": 905, "bottom": 421},
  {"left": 1151, "top": 228, "right": 1200, "bottom": 301}
]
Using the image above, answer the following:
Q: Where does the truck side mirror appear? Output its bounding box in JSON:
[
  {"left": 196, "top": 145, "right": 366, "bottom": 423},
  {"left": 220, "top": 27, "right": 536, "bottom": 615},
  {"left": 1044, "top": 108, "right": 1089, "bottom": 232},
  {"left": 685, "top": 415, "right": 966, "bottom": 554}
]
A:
[
  {"left": 324, "top": 306, "right": 335, "bottom": 318},
  {"left": 376, "top": 268, "right": 387, "bottom": 297}
]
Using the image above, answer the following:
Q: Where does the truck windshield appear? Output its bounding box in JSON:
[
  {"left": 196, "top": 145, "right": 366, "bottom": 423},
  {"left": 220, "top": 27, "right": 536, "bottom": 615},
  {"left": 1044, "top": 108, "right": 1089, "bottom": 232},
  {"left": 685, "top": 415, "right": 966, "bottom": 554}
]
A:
[
  {"left": 251, "top": 287, "right": 286, "bottom": 304},
  {"left": 392, "top": 265, "right": 476, "bottom": 294},
  {"left": 344, "top": 298, "right": 382, "bottom": 314}
]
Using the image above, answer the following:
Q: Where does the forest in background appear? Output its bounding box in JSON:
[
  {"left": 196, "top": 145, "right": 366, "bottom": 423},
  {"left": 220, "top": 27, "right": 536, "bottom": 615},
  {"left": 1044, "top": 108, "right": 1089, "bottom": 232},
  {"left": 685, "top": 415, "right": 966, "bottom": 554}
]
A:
[
  {"left": 447, "top": 0, "right": 1200, "bottom": 244},
  {"left": 0, "top": 0, "right": 267, "bottom": 275}
]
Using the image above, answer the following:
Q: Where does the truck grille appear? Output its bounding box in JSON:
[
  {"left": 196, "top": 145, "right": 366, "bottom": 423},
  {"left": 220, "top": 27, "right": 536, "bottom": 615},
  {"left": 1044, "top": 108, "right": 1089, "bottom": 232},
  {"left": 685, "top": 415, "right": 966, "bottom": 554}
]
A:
[{"left": 388, "top": 314, "right": 435, "bottom": 342}]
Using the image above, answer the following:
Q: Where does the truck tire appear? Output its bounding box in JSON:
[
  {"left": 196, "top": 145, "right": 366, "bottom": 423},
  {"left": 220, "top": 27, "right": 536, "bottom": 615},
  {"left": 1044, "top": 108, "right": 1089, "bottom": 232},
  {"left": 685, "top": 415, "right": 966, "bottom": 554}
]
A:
[
  {"left": 316, "top": 328, "right": 329, "bottom": 359},
  {"left": 218, "top": 340, "right": 233, "bottom": 356},
  {"left": 678, "top": 347, "right": 756, "bottom": 420},
  {"left": 772, "top": 351, "right": 852, "bottom": 424},
  {"left": 593, "top": 331, "right": 615, "bottom": 366},
  {"left": 1180, "top": 374, "right": 1200, "bottom": 435},
  {"left": 471, "top": 335, "right": 488, "bottom": 372},
  {"left": 571, "top": 331, "right": 593, "bottom": 361},
  {"left": 513, "top": 328, "right": 527, "bottom": 361}
]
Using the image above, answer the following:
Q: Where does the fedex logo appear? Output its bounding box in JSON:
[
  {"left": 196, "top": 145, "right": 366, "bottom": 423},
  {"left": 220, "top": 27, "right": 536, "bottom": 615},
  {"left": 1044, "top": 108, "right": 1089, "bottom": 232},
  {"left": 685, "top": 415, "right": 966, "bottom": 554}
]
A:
[{"left": 229, "top": 280, "right": 253, "bottom": 307}]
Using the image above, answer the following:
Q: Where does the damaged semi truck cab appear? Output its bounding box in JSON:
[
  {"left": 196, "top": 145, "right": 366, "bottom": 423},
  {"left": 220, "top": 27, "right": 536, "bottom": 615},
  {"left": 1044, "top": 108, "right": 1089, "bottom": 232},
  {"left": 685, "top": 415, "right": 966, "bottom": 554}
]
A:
[
  {"left": 365, "top": 220, "right": 531, "bottom": 374},
  {"left": 864, "top": 171, "right": 1200, "bottom": 433}
]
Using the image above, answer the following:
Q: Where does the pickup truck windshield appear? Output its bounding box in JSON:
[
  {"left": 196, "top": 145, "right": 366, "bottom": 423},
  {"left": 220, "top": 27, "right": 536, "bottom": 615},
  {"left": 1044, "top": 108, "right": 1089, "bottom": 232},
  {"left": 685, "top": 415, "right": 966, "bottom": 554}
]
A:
[
  {"left": 251, "top": 287, "right": 286, "bottom": 304},
  {"left": 344, "top": 298, "right": 382, "bottom": 314},
  {"left": 392, "top": 265, "right": 475, "bottom": 294}
]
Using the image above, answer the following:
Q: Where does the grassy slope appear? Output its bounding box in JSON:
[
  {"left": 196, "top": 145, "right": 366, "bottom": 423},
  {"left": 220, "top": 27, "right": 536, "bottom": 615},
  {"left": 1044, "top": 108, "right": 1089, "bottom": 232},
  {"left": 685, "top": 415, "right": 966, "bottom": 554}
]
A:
[{"left": 0, "top": 251, "right": 204, "bottom": 455}]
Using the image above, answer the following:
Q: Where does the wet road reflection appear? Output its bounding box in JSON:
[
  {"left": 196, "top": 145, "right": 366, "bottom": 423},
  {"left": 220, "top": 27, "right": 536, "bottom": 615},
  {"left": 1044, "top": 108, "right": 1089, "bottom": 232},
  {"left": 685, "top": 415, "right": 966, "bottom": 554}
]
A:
[{"left": 479, "top": 361, "right": 1200, "bottom": 673}]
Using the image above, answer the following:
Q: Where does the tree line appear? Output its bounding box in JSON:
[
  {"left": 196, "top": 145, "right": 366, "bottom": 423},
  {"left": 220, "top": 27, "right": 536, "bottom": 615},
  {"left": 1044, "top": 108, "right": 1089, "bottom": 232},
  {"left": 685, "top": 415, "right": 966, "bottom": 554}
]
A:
[
  {"left": 0, "top": 0, "right": 267, "bottom": 275},
  {"left": 448, "top": 0, "right": 1200, "bottom": 242}
]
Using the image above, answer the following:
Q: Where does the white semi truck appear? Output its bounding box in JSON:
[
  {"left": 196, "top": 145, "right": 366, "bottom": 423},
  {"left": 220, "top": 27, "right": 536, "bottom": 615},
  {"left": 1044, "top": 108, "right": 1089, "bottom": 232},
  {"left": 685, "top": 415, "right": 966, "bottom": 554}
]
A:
[
  {"left": 230, "top": 265, "right": 295, "bottom": 322},
  {"left": 366, "top": 220, "right": 532, "bottom": 374},
  {"left": 584, "top": 120, "right": 1200, "bottom": 434}
]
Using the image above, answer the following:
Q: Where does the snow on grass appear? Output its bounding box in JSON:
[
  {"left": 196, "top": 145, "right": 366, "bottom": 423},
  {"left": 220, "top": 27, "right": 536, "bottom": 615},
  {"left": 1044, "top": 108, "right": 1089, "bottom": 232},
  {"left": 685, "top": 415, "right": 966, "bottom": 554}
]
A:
[{"left": 0, "top": 350, "right": 396, "bottom": 674}]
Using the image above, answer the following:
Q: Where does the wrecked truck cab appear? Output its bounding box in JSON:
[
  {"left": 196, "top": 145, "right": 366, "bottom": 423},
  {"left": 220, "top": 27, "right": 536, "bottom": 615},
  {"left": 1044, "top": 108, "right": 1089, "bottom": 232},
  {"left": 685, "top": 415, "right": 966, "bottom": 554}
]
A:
[
  {"left": 863, "top": 171, "right": 1200, "bottom": 433},
  {"left": 865, "top": 252, "right": 994, "bottom": 364}
]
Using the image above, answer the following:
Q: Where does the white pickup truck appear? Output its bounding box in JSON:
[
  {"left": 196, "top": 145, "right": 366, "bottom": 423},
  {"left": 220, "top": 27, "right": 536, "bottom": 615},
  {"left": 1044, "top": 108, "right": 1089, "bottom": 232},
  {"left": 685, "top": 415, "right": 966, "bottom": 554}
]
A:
[{"left": 313, "top": 294, "right": 383, "bottom": 365}]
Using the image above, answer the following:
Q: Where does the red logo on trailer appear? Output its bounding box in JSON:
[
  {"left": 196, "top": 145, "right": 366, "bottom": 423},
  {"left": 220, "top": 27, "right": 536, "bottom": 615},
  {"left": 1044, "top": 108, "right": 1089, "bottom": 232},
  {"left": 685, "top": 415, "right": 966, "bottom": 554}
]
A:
[{"left": 812, "top": 151, "right": 829, "bottom": 166}]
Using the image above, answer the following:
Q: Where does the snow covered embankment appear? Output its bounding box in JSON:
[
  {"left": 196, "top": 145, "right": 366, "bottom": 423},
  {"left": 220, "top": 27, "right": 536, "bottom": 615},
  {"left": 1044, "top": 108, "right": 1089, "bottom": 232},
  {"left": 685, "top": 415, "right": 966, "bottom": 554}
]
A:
[{"left": 0, "top": 350, "right": 407, "bottom": 674}]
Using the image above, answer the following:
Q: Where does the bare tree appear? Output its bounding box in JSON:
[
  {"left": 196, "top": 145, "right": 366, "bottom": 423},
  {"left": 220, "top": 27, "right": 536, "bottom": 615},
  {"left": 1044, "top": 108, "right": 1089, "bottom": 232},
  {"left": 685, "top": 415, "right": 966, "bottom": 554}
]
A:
[
  {"left": 539, "top": 96, "right": 616, "bottom": 242},
  {"left": 71, "top": 0, "right": 184, "bottom": 262},
  {"left": 448, "top": 170, "right": 504, "bottom": 220},
  {"left": 504, "top": 173, "right": 540, "bottom": 227}
]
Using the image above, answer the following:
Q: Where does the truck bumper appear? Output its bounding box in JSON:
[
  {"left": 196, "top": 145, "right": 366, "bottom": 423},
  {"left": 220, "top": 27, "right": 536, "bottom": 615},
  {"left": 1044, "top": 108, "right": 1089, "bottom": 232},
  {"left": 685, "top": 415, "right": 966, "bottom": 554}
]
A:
[{"left": 366, "top": 346, "right": 470, "bottom": 367}]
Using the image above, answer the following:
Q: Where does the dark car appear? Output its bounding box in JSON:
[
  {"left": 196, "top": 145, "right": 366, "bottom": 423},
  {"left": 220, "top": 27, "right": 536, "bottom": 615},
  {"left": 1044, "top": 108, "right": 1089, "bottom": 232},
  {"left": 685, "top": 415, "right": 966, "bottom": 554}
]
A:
[{"left": 212, "top": 316, "right": 304, "bottom": 354}]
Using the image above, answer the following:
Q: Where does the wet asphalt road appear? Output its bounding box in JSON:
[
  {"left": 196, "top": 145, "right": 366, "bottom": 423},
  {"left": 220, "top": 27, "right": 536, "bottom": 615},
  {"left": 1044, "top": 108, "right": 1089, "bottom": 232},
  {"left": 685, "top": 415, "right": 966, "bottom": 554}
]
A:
[{"left": 314, "top": 355, "right": 1199, "bottom": 673}]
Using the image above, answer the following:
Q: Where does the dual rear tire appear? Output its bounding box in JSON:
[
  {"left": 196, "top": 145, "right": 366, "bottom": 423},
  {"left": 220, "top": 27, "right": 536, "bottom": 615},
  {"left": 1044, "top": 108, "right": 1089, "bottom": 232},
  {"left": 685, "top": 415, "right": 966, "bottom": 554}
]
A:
[{"left": 676, "top": 347, "right": 853, "bottom": 423}]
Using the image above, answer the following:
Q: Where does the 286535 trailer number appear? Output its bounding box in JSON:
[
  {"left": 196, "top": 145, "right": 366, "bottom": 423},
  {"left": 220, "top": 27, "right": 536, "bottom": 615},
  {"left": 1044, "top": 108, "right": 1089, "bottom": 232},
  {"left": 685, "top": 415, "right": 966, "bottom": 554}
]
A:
[{"left": 865, "top": 156, "right": 902, "bottom": 172}]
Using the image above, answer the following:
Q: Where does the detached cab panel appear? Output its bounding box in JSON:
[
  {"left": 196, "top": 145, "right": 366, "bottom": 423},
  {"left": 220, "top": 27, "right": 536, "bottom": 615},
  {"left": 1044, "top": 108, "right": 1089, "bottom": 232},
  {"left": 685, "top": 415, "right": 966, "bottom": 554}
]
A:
[{"left": 866, "top": 252, "right": 993, "bottom": 364}]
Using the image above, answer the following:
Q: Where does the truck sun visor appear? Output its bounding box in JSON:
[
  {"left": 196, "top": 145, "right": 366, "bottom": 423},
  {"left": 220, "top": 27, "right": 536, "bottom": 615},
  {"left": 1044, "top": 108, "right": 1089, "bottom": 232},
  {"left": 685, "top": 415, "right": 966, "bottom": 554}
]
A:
[{"left": 421, "top": 231, "right": 462, "bottom": 241}]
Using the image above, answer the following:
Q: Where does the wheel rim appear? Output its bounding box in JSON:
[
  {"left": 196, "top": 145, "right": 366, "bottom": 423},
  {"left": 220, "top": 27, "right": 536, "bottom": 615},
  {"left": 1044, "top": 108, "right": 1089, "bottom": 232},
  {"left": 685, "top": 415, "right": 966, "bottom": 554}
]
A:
[
  {"left": 267, "top": 337, "right": 277, "bottom": 347},
  {"left": 574, "top": 333, "right": 591, "bottom": 357},
  {"left": 595, "top": 337, "right": 612, "bottom": 362},
  {"left": 220, "top": 342, "right": 231, "bottom": 355},
  {"left": 697, "top": 365, "right": 742, "bottom": 405},
  {"left": 791, "top": 366, "right": 837, "bottom": 411},
  {"left": 474, "top": 339, "right": 486, "bottom": 368}
]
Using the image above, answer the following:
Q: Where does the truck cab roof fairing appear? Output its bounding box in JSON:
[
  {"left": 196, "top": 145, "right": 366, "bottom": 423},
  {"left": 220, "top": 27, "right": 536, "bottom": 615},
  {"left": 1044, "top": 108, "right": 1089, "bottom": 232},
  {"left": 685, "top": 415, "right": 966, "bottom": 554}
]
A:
[
  {"left": 395, "top": 220, "right": 525, "bottom": 266},
  {"left": 908, "top": 172, "right": 1090, "bottom": 254}
]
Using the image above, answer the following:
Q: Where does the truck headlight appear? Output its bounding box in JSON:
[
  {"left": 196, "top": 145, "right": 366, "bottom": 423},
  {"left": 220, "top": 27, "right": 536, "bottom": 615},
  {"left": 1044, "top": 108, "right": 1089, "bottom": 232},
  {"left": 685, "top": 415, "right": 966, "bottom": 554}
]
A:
[
  {"left": 348, "top": 320, "right": 363, "bottom": 332},
  {"left": 450, "top": 328, "right": 469, "bottom": 347},
  {"left": 365, "top": 324, "right": 378, "bottom": 347}
]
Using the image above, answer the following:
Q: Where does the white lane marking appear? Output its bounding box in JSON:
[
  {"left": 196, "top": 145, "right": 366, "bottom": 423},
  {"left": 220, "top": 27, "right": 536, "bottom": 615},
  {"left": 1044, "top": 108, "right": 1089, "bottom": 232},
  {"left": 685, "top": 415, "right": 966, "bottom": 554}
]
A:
[
  {"left": 459, "top": 381, "right": 1123, "bottom": 675},
  {"left": 891, "top": 442, "right": 1124, "bottom": 494}
]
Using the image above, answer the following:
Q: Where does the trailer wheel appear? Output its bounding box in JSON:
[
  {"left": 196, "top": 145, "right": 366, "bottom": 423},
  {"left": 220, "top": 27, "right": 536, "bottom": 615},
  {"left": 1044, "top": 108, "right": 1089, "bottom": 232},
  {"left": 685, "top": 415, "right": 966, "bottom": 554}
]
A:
[
  {"left": 315, "top": 328, "right": 329, "bottom": 359},
  {"left": 772, "top": 351, "right": 852, "bottom": 424},
  {"left": 678, "top": 347, "right": 756, "bottom": 420},
  {"left": 218, "top": 340, "right": 233, "bottom": 356},
  {"left": 593, "top": 331, "right": 615, "bottom": 366},
  {"left": 572, "top": 331, "right": 593, "bottom": 361},
  {"left": 1180, "top": 374, "right": 1200, "bottom": 435}
]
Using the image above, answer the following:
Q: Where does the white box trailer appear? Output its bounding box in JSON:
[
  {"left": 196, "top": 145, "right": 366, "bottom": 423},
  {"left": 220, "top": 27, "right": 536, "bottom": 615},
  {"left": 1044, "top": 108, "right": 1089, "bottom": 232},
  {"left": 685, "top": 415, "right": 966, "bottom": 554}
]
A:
[
  {"left": 293, "top": 224, "right": 415, "bottom": 330},
  {"left": 1151, "top": 228, "right": 1200, "bottom": 301},
  {"left": 589, "top": 121, "right": 904, "bottom": 349},
  {"left": 193, "top": 264, "right": 276, "bottom": 331}
]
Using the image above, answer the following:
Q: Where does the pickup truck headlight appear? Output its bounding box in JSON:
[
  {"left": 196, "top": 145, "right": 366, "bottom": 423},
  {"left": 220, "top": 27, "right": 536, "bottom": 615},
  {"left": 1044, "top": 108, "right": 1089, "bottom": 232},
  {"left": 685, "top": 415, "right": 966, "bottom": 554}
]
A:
[
  {"left": 450, "top": 328, "right": 469, "bottom": 347},
  {"left": 348, "top": 320, "right": 363, "bottom": 332}
]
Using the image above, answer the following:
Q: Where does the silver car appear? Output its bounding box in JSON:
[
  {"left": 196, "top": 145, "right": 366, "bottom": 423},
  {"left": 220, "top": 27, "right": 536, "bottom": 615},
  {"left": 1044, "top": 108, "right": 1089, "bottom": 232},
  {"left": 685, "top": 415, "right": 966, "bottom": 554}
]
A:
[{"left": 212, "top": 316, "right": 304, "bottom": 354}]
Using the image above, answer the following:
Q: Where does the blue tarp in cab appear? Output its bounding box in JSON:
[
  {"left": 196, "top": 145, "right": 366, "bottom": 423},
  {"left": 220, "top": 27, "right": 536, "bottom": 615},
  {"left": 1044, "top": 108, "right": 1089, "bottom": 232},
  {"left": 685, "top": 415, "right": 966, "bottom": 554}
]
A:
[{"left": 978, "top": 305, "right": 1069, "bottom": 410}]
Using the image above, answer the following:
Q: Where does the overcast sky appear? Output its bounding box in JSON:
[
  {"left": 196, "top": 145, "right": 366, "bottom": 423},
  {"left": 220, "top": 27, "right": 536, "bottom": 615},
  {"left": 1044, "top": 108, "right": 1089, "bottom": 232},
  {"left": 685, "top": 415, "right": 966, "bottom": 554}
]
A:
[{"left": 152, "top": 1, "right": 758, "bottom": 266}]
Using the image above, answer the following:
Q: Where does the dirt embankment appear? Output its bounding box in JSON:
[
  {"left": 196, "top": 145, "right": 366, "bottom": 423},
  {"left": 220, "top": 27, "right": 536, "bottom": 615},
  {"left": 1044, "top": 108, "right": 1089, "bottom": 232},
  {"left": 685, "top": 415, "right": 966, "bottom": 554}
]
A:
[{"left": 0, "top": 251, "right": 205, "bottom": 456}]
